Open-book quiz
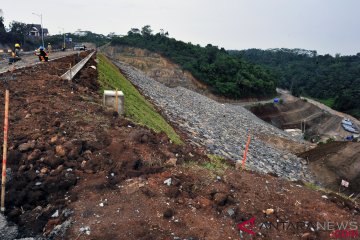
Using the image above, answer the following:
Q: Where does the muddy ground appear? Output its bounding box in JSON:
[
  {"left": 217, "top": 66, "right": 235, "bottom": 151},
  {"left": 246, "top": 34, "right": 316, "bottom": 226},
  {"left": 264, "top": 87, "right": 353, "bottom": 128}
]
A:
[{"left": 0, "top": 53, "right": 359, "bottom": 240}]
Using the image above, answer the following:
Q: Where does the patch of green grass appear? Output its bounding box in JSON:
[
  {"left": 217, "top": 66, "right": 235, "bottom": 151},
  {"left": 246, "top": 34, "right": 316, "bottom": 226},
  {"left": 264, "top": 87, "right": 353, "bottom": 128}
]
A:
[
  {"left": 304, "top": 182, "right": 320, "bottom": 191},
  {"left": 318, "top": 98, "right": 335, "bottom": 108},
  {"left": 97, "top": 53, "right": 182, "bottom": 144},
  {"left": 182, "top": 155, "right": 231, "bottom": 177},
  {"left": 202, "top": 154, "right": 229, "bottom": 175}
]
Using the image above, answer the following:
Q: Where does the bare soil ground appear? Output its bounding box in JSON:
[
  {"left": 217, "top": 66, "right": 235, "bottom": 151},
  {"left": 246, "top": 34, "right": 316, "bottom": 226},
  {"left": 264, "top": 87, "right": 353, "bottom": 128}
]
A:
[
  {"left": 67, "top": 164, "right": 360, "bottom": 240},
  {"left": 251, "top": 97, "right": 360, "bottom": 194},
  {"left": 299, "top": 141, "right": 360, "bottom": 193},
  {"left": 249, "top": 98, "right": 351, "bottom": 141},
  {"left": 0, "top": 53, "right": 359, "bottom": 240}
]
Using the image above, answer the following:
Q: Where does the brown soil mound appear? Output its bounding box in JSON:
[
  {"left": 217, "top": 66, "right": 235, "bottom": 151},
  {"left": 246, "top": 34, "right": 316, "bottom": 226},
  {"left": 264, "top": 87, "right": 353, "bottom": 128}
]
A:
[
  {"left": 250, "top": 99, "right": 349, "bottom": 141},
  {"left": 299, "top": 141, "right": 360, "bottom": 193},
  {"left": 66, "top": 165, "right": 360, "bottom": 240},
  {"left": 0, "top": 52, "right": 206, "bottom": 238}
]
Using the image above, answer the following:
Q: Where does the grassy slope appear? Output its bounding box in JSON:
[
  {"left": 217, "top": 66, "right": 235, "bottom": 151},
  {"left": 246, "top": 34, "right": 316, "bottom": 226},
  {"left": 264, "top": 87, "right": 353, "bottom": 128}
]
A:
[{"left": 97, "top": 53, "right": 182, "bottom": 144}]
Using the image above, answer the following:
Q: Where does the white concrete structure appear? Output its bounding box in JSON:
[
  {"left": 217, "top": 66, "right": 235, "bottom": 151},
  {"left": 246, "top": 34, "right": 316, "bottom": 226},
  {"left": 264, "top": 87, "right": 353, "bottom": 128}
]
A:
[{"left": 103, "top": 90, "right": 125, "bottom": 115}]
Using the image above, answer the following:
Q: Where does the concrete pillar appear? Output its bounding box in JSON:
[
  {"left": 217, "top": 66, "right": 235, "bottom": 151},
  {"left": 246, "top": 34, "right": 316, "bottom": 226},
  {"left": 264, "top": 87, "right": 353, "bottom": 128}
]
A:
[{"left": 103, "top": 90, "right": 125, "bottom": 115}]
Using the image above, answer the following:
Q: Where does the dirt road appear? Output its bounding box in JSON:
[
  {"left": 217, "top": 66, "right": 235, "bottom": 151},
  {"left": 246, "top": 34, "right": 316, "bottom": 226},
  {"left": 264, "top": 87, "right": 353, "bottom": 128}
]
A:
[
  {"left": 0, "top": 50, "right": 80, "bottom": 74},
  {"left": 277, "top": 88, "right": 360, "bottom": 128},
  {"left": 302, "top": 97, "right": 360, "bottom": 127}
]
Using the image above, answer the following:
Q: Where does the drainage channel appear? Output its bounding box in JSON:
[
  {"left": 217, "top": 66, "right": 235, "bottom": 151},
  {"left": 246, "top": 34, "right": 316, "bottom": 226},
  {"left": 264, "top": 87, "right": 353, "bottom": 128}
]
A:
[{"left": 61, "top": 51, "right": 96, "bottom": 80}]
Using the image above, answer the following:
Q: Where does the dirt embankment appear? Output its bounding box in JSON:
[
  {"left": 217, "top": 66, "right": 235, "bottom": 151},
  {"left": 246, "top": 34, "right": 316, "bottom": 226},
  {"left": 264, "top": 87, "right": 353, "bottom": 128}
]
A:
[
  {"left": 0, "top": 53, "right": 103, "bottom": 237},
  {"left": 250, "top": 98, "right": 360, "bottom": 194},
  {"left": 0, "top": 53, "right": 359, "bottom": 240},
  {"left": 100, "top": 45, "right": 208, "bottom": 90},
  {"left": 249, "top": 99, "right": 352, "bottom": 141},
  {"left": 299, "top": 141, "right": 360, "bottom": 193},
  {"left": 0, "top": 52, "right": 216, "bottom": 238}
]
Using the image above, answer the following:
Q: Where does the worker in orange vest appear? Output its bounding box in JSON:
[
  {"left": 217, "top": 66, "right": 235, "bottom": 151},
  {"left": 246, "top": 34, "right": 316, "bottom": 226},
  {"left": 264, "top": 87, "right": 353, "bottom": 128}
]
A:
[{"left": 36, "top": 46, "right": 48, "bottom": 62}]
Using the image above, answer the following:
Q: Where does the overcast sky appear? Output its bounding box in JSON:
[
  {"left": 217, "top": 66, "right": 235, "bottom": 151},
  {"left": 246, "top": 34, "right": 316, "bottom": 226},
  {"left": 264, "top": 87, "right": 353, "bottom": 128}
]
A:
[{"left": 1, "top": 0, "right": 360, "bottom": 55}]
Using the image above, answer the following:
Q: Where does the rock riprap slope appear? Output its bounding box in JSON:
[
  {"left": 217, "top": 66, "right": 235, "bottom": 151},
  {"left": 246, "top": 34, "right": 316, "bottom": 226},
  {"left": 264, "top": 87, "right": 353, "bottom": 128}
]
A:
[{"left": 113, "top": 61, "right": 314, "bottom": 182}]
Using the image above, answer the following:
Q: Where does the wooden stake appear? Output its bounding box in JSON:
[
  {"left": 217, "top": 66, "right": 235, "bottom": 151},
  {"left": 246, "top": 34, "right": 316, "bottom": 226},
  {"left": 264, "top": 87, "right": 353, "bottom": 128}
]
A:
[
  {"left": 1, "top": 90, "right": 9, "bottom": 212},
  {"left": 69, "top": 63, "right": 72, "bottom": 79},
  {"left": 115, "top": 89, "right": 119, "bottom": 113}
]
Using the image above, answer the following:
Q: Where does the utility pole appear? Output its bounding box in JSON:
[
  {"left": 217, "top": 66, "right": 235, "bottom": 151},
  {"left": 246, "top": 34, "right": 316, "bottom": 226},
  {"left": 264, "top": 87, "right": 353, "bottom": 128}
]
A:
[
  {"left": 60, "top": 28, "right": 66, "bottom": 49},
  {"left": 32, "top": 12, "right": 44, "bottom": 48}
]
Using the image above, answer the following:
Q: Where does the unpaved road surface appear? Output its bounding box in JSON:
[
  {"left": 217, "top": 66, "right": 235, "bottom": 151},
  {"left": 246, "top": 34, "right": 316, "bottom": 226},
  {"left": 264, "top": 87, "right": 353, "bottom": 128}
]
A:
[
  {"left": 252, "top": 89, "right": 357, "bottom": 141},
  {"left": 302, "top": 97, "right": 360, "bottom": 127},
  {"left": 0, "top": 50, "right": 81, "bottom": 73},
  {"left": 278, "top": 88, "right": 360, "bottom": 131}
]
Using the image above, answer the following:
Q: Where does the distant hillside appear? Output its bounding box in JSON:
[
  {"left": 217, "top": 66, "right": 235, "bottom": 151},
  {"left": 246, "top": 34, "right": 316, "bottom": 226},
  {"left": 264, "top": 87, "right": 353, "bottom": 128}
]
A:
[
  {"left": 110, "top": 26, "right": 277, "bottom": 99},
  {"left": 233, "top": 48, "right": 360, "bottom": 119}
]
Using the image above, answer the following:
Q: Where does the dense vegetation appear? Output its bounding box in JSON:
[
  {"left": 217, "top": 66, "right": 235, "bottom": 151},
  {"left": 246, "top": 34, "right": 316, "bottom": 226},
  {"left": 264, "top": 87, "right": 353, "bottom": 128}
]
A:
[
  {"left": 233, "top": 48, "right": 360, "bottom": 118},
  {"left": 111, "top": 26, "right": 277, "bottom": 99},
  {"left": 97, "top": 53, "right": 182, "bottom": 144},
  {"left": 0, "top": 17, "right": 40, "bottom": 49}
]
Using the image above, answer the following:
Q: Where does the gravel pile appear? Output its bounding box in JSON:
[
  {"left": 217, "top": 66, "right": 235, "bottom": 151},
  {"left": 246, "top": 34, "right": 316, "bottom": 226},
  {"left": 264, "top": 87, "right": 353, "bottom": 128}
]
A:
[{"left": 114, "top": 61, "right": 314, "bottom": 182}]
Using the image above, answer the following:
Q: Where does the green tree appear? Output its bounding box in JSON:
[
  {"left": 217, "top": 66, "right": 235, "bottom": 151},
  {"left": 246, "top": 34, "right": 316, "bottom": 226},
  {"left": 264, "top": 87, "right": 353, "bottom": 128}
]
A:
[
  {"left": 141, "top": 25, "right": 152, "bottom": 36},
  {"left": 0, "top": 16, "right": 6, "bottom": 33},
  {"left": 234, "top": 48, "right": 360, "bottom": 119},
  {"left": 9, "top": 21, "right": 30, "bottom": 46},
  {"left": 128, "top": 28, "right": 140, "bottom": 35},
  {"left": 111, "top": 29, "right": 277, "bottom": 99}
]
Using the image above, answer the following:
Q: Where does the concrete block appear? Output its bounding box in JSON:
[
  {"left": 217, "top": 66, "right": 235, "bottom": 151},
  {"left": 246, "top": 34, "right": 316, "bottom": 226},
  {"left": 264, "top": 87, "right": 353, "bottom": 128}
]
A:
[{"left": 103, "top": 90, "right": 125, "bottom": 115}]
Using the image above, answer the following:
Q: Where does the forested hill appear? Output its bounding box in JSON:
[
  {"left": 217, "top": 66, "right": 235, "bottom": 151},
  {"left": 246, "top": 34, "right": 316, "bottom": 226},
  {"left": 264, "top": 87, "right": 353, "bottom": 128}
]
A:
[
  {"left": 233, "top": 48, "right": 360, "bottom": 119},
  {"left": 111, "top": 26, "right": 277, "bottom": 99}
]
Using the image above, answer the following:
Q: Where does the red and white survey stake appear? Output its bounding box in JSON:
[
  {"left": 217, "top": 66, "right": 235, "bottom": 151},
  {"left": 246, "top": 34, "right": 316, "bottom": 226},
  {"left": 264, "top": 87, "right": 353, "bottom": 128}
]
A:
[
  {"left": 1, "top": 90, "right": 9, "bottom": 212},
  {"left": 242, "top": 132, "right": 251, "bottom": 170}
]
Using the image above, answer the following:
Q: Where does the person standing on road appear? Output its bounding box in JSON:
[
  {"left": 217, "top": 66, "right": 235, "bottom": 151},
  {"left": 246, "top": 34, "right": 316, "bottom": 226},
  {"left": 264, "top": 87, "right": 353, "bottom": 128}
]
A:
[{"left": 47, "top": 43, "right": 52, "bottom": 53}]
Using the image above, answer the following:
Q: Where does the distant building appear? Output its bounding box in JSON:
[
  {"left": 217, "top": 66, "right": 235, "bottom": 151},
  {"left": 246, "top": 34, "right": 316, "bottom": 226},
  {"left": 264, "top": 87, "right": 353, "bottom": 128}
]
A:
[
  {"left": 74, "top": 30, "right": 88, "bottom": 36},
  {"left": 27, "top": 24, "right": 49, "bottom": 37}
]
